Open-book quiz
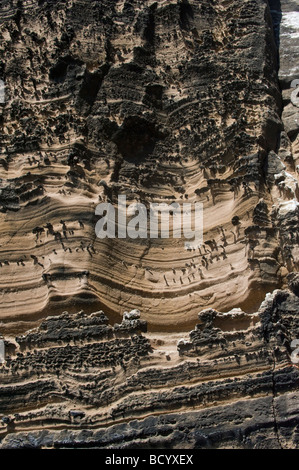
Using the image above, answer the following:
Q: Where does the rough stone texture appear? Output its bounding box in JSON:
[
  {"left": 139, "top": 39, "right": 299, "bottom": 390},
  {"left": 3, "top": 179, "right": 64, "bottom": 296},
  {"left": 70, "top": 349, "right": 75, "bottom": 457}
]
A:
[
  {"left": 0, "top": 0, "right": 292, "bottom": 331},
  {"left": 0, "top": 291, "right": 299, "bottom": 449},
  {"left": 0, "top": 0, "right": 298, "bottom": 450}
]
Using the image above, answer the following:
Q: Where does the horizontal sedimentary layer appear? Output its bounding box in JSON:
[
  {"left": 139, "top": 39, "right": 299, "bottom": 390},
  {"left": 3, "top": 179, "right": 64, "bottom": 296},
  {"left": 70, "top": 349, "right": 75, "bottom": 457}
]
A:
[{"left": 0, "top": 287, "right": 298, "bottom": 449}]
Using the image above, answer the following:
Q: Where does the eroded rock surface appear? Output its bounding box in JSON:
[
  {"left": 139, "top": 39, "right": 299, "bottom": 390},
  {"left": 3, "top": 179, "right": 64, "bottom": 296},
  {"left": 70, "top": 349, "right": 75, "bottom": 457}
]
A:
[
  {"left": 0, "top": 0, "right": 296, "bottom": 330},
  {"left": 0, "top": 0, "right": 298, "bottom": 450},
  {"left": 0, "top": 292, "right": 298, "bottom": 449}
]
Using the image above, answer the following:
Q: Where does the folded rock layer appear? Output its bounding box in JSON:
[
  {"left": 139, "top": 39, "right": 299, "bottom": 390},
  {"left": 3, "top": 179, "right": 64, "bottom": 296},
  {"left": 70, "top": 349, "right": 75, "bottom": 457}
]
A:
[
  {"left": 0, "top": 0, "right": 298, "bottom": 331},
  {"left": 0, "top": 0, "right": 299, "bottom": 450}
]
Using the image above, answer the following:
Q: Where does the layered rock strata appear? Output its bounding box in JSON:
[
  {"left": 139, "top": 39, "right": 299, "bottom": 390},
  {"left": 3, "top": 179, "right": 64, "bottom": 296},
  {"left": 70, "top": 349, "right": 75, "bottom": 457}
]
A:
[
  {"left": 0, "top": 0, "right": 298, "bottom": 450},
  {"left": 0, "top": 289, "right": 298, "bottom": 449},
  {"left": 0, "top": 0, "right": 295, "bottom": 331}
]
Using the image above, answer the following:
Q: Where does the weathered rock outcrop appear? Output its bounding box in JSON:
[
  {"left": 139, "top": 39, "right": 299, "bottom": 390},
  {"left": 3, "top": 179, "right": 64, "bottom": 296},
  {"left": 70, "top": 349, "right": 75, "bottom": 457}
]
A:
[
  {"left": 0, "top": 290, "right": 298, "bottom": 449},
  {"left": 0, "top": 0, "right": 295, "bottom": 331},
  {"left": 0, "top": 0, "right": 298, "bottom": 450}
]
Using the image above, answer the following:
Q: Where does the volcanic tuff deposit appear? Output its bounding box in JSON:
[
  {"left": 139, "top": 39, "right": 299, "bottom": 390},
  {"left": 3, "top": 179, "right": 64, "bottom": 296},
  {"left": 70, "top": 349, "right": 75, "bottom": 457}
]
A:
[{"left": 0, "top": 0, "right": 298, "bottom": 449}]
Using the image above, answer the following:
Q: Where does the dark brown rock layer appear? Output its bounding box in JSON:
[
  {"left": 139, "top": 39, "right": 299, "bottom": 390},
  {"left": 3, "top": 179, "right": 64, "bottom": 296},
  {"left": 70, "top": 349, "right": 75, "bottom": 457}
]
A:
[{"left": 0, "top": 0, "right": 298, "bottom": 450}]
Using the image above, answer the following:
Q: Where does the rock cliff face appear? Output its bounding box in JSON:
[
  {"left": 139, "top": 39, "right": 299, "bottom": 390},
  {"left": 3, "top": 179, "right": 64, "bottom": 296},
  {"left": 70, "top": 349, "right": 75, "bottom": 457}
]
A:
[
  {"left": 0, "top": 290, "right": 299, "bottom": 449},
  {"left": 0, "top": 0, "right": 289, "bottom": 330},
  {"left": 0, "top": 0, "right": 298, "bottom": 449}
]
